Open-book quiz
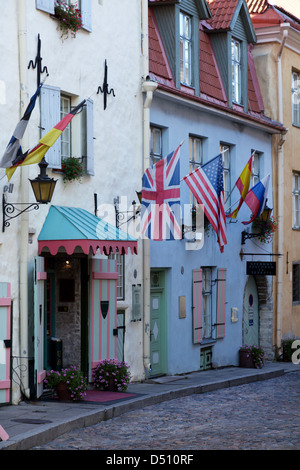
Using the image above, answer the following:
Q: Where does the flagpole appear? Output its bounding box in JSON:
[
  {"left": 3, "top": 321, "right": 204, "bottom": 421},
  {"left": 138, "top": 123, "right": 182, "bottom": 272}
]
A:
[{"left": 224, "top": 151, "right": 256, "bottom": 204}]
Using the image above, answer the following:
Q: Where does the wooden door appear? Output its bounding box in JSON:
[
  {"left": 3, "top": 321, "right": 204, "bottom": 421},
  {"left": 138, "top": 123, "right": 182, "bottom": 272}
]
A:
[
  {"left": 89, "top": 258, "right": 118, "bottom": 380},
  {"left": 34, "top": 257, "right": 47, "bottom": 398}
]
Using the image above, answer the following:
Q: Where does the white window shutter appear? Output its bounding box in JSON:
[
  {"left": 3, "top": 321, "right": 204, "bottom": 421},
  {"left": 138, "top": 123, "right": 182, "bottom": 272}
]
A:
[
  {"left": 81, "top": 0, "right": 92, "bottom": 32},
  {"left": 86, "top": 98, "right": 94, "bottom": 175},
  {"left": 36, "top": 0, "right": 54, "bottom": 14},
  {"left": 40, "top": 84, "right": 61, "bottom": 169}
]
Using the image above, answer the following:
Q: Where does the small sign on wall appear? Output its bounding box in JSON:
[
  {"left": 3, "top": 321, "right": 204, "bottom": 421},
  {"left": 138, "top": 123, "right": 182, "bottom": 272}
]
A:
[{"left": 179, "top": 296, "right": 186, "bottom": 319}]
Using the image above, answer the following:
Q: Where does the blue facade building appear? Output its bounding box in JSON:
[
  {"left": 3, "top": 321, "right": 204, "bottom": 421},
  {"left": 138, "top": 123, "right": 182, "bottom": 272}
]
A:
[{"left": 146, "top": 0, "right": 285, "bottom": 375}]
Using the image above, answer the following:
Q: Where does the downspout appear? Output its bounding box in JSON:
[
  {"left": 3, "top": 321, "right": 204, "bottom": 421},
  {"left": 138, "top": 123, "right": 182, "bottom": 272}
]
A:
[
  {"left": 276, "top": 22, "right": 289, "bottom": 356},
  {"left": 17, "top": 0, "right": 30, "bottom": 400},
  {"left": 141, "top": 0, "right": 158, "bottom": 378}
]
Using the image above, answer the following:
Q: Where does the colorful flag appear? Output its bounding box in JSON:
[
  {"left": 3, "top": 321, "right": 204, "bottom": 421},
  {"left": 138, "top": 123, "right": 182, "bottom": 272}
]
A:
[
  {"left": 0, "top": 84, "right": 42, "bottom": 169},
  {"left": 242, "top": 174, "right": 270, "bottom": 225},
  {"left": 141, "top": 144, "right": 182, "bottom": 240},
  {"left": 6, "top": 100, "right": 86, "bottom": 180},
  {"left": 183, "top": 154, "right": 227, "bottom": 253},
  {"left": 227, "top": 154, "right": 253, "bottom": 218}
]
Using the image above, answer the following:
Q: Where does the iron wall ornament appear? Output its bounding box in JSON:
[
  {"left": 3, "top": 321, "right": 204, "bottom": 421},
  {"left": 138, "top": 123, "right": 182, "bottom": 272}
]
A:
[
  {"left": 28, "top": 34, "right": 49, "bottom": 87},
  {"left": 100, "top": 300, "right": 109, "bottom": 319},
  {"left": 2, "top": 193, "right": 39, "bottom": 232},
  {"left": 97, "top": 60, "right": 115, "bottom": 110}
]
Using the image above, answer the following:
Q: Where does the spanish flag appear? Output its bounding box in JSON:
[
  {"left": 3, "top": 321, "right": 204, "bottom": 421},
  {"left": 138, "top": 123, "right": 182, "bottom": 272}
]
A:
[
  {"left": 227, "top": 154, "right": 253, "bottom": 219},
  {"left": 6, "top": 100, "right": 86, "bottom": 181}
]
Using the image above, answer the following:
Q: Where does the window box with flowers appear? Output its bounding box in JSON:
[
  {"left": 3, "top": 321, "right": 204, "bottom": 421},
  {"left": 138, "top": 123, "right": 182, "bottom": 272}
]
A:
[
  {"left": 61, "top": 156, "right": 83, "bottom": 182},
  {"left": 54, "top": 1, "right": 82, "bottom": 39}
]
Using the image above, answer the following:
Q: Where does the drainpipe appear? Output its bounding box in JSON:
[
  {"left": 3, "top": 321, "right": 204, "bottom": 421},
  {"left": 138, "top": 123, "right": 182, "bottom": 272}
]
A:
[
  {"left": 141, "top": 0, "right": 158, "bottom": 378},
  {"left": 17, "top": 0, "right": 30, "bottom": 400},
  {"left": 276, "top": 22, "right": 289, "bottom": 356}
]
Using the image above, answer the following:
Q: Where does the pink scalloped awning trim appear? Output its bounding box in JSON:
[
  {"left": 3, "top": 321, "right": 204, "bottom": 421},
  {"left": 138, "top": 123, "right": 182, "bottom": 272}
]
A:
[{"left": 38, "top": 239, "right": 138, "bottom": 256}]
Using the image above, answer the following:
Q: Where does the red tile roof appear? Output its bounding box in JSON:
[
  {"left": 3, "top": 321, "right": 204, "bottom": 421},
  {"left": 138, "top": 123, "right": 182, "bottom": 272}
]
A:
[
  {"left": 148, "top": 10, "right": 174, "bottom": 85},
  {"left": 246, "top": 0, "right": 269, "bottom": 14},
  {"left": 199, "top": 25, "right": 227, "bottom": 104},
  {"left": 206, "top": 0, "right": 239, "bottom": 30},
  {"left": 148, "top": 6, "right": 284, "bottom": 131}
]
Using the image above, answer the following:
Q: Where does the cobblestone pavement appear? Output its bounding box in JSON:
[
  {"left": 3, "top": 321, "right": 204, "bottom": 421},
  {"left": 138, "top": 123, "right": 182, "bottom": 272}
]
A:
[{"left": 32, "top": 371, "right": 300, "bottom": 450}]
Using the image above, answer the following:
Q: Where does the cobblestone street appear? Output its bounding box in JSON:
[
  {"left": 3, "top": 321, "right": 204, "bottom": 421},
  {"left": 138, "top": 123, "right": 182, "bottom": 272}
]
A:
[{"left": 32, "top": 371, "right": 300, "bottom": 451}]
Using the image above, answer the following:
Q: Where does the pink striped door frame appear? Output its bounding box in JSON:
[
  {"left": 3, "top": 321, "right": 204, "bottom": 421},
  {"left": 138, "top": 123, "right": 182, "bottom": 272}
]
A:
[
  {"left": 90, "top": 258, "right": 117, "bottom": 380},
  {"left": 34, "top": 257, "right": 47, "bottom": 398},
  {"left": 0, "top": 283, "right": 11, "bottom": 404}
]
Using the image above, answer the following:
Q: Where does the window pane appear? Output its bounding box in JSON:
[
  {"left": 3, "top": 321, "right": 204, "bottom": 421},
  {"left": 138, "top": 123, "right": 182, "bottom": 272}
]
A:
[
  {"left": 180, "top": 13, "right": 192, "bottom": 85},
  {"left": 232, "top": 39, "right": 241, "bottom": 104},
  {"left": 150, "top": 127, "right": 162, "bottom": 165},
  {"left": 292, "top": 71, "right": 300, "bottom": 126},
  {"left": 293, "top": 264, "right": 300, "bottom": 302}
]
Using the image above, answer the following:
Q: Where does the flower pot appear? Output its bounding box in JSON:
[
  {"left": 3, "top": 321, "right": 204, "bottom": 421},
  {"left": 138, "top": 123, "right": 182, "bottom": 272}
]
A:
[
  {"left": 56, "top": 382, "right": 72, "bottom": 401},
  {"left": 105, "top": 378, "right": 118, "bottom": 392},
  {"left": 239, "top": 348, "right": 255, "bottom": 368}
]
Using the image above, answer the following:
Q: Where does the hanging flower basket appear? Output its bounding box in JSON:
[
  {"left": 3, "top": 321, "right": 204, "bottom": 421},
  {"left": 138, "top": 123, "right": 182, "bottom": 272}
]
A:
[
  {"left": 252, "top": 216, "right": 278, "bottom": 243},
  {"left": 54, "top": 1, "right": 82, "bottom": 39},
  {"left": 62, "top": 156, "right": 83, "bottom": 182}
]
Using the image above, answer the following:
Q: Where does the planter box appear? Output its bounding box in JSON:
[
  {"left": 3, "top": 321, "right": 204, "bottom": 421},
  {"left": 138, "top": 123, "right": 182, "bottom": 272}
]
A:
[{"left": 239, "top": 348, "right": 255, "bottom": 368}]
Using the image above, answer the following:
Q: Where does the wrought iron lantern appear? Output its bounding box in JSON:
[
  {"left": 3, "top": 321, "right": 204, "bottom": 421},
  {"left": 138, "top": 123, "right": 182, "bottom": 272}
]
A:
[{"left": 2, "top": 159, "right": 57, "bottom": 232}]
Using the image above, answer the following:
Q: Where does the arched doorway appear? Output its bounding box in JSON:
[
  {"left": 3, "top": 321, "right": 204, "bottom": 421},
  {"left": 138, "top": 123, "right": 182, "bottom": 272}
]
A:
[{"left": 243, "top": 275, "right": 259, "bottom": 346}]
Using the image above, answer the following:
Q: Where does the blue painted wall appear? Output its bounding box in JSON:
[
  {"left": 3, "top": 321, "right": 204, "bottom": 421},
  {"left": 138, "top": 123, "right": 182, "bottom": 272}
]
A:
[{"left": 149, "top": 94, "right": 274, "bottom": 374}]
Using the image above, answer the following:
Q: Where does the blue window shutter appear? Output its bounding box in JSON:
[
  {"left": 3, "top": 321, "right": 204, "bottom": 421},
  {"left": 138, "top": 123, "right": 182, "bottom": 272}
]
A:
[
  {"left": 81, "top": 0, "right": 92, "bottom": 32},
  {"left": 216, "top": 268, "right": 227, "bottom": 339},
  {"left": 40, "top": 84, "right": 61, "bottom": 169},
  {"left": 86, "top": 98, "right": 94, "bottom": 175},
  {"left": 36, "top": 0, "right": 54, "bottom": 14},
  {"left": 192, "top": 269, "right": 203, "bottom": 344}
]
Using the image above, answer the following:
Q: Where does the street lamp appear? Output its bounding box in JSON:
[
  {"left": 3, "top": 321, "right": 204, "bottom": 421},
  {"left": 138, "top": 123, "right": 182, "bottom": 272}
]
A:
[{"left": 2, "top": 158, "right": 57, "bottom": 232}]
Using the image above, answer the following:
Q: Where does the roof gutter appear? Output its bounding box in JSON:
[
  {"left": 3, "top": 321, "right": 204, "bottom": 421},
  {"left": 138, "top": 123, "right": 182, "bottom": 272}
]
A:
[{"left": 275, "top": 22, "right": 289, "bottom": 354}]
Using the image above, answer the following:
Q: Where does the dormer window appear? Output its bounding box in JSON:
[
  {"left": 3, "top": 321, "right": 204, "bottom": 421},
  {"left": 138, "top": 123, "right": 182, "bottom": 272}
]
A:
[
  {"left": 231, "top": 39, "right": 242, "bottom": 104},
  {"left": 180, "top": 12, "right": 192, "bottom": 86}
]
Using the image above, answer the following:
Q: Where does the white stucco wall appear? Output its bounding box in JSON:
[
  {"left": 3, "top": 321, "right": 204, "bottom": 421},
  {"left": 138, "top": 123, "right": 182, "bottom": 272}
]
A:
[{"left": 0, "top": 0, "right": 146, "bottom": 402}]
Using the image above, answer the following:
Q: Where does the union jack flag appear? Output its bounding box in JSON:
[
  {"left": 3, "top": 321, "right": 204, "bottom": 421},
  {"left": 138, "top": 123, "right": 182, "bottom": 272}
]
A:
[
  {"left": 183, "top": 154, "right": 227, "bottom": 252},
  {"left": 141, "top": 144, "right": 182, "bottom": 240}
]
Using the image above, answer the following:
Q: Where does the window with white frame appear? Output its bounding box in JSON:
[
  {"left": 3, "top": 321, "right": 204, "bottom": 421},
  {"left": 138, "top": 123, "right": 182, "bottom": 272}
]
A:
[
  {"left": 220, "top": 144, "right": 231, "bottom": 210},
  {"left": 60, "top": 95, "right": 71, "bottom": 159},
  {"left": 180, "top": 12, "right": 192, "bottom": 86},
  {"left": 293, "top": 262, "right": 300, "bottom": 303},
  {"left": 40, "top": 84, "right": 94, "bottom": 173},
  {"left": 150, "top": 126, "right": 163, "bottom": 165},
  {"left": 36, "top": 0, "right": 91, "bottom": 32},
  {"left": 189, "top": 135, "right": 202, "bottom": 205},
  {"left": 292, "top": 71, "right": 300, "bottom": 126},
  {"left": 202, "top": 267, "right": 212, "bottom": 339},
  {"left": 232, "top": 38, "right": 242, "bottom": 104},
  {"left": 293, "top": 172, "right": 300, "bottom": 229},
  {"left": 251, "top": 150, "right": 261, "bottom": 187},
  {"left": 109, "top": 252, "right": 125, "bottom": 300}
]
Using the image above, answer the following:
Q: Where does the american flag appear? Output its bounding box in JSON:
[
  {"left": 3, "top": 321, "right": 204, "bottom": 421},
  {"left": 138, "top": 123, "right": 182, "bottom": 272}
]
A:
[
  {"left": 141, "top": 144, "right": 182, "bottom": 240},
  {"left": 183, "top": 154, "right": 227, "bottom": 252}
]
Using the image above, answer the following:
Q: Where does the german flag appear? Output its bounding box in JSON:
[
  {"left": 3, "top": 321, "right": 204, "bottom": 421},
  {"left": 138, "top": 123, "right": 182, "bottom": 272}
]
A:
[{"left": 6, "top": 100, "right": 86, "bottom": 181}]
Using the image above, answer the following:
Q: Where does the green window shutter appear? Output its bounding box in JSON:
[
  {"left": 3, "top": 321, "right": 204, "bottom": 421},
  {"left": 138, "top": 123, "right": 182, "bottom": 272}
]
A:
[
  {"left": 192, "top": 269, "right": 203, "bottom": 343},
  {"left": 36, "top": 0, "right": 54, "bottom": 14},
  {"left": 81, "top": 0, "right": 92, "bottom": 32},
  {"left": 40, "top": 84, "right": 61, "bottom": 169},
  {"left": 216, "top": 268, "right": 226, "bottom": 339}
]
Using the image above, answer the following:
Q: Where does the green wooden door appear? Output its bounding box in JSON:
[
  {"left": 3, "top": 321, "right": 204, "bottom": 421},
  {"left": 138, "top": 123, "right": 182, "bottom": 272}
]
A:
[
  {"left": 150, "top": 270, "right": 167, "bottom": 377},
  {"left": 243, "top": 275, "right": 259, "bottom": 346}
]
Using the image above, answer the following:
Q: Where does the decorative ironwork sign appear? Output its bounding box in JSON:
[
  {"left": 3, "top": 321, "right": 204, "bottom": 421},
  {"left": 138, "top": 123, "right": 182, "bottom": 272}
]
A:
[{"left": 246, "top": 261, "right": 276, "bottom": 276}]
